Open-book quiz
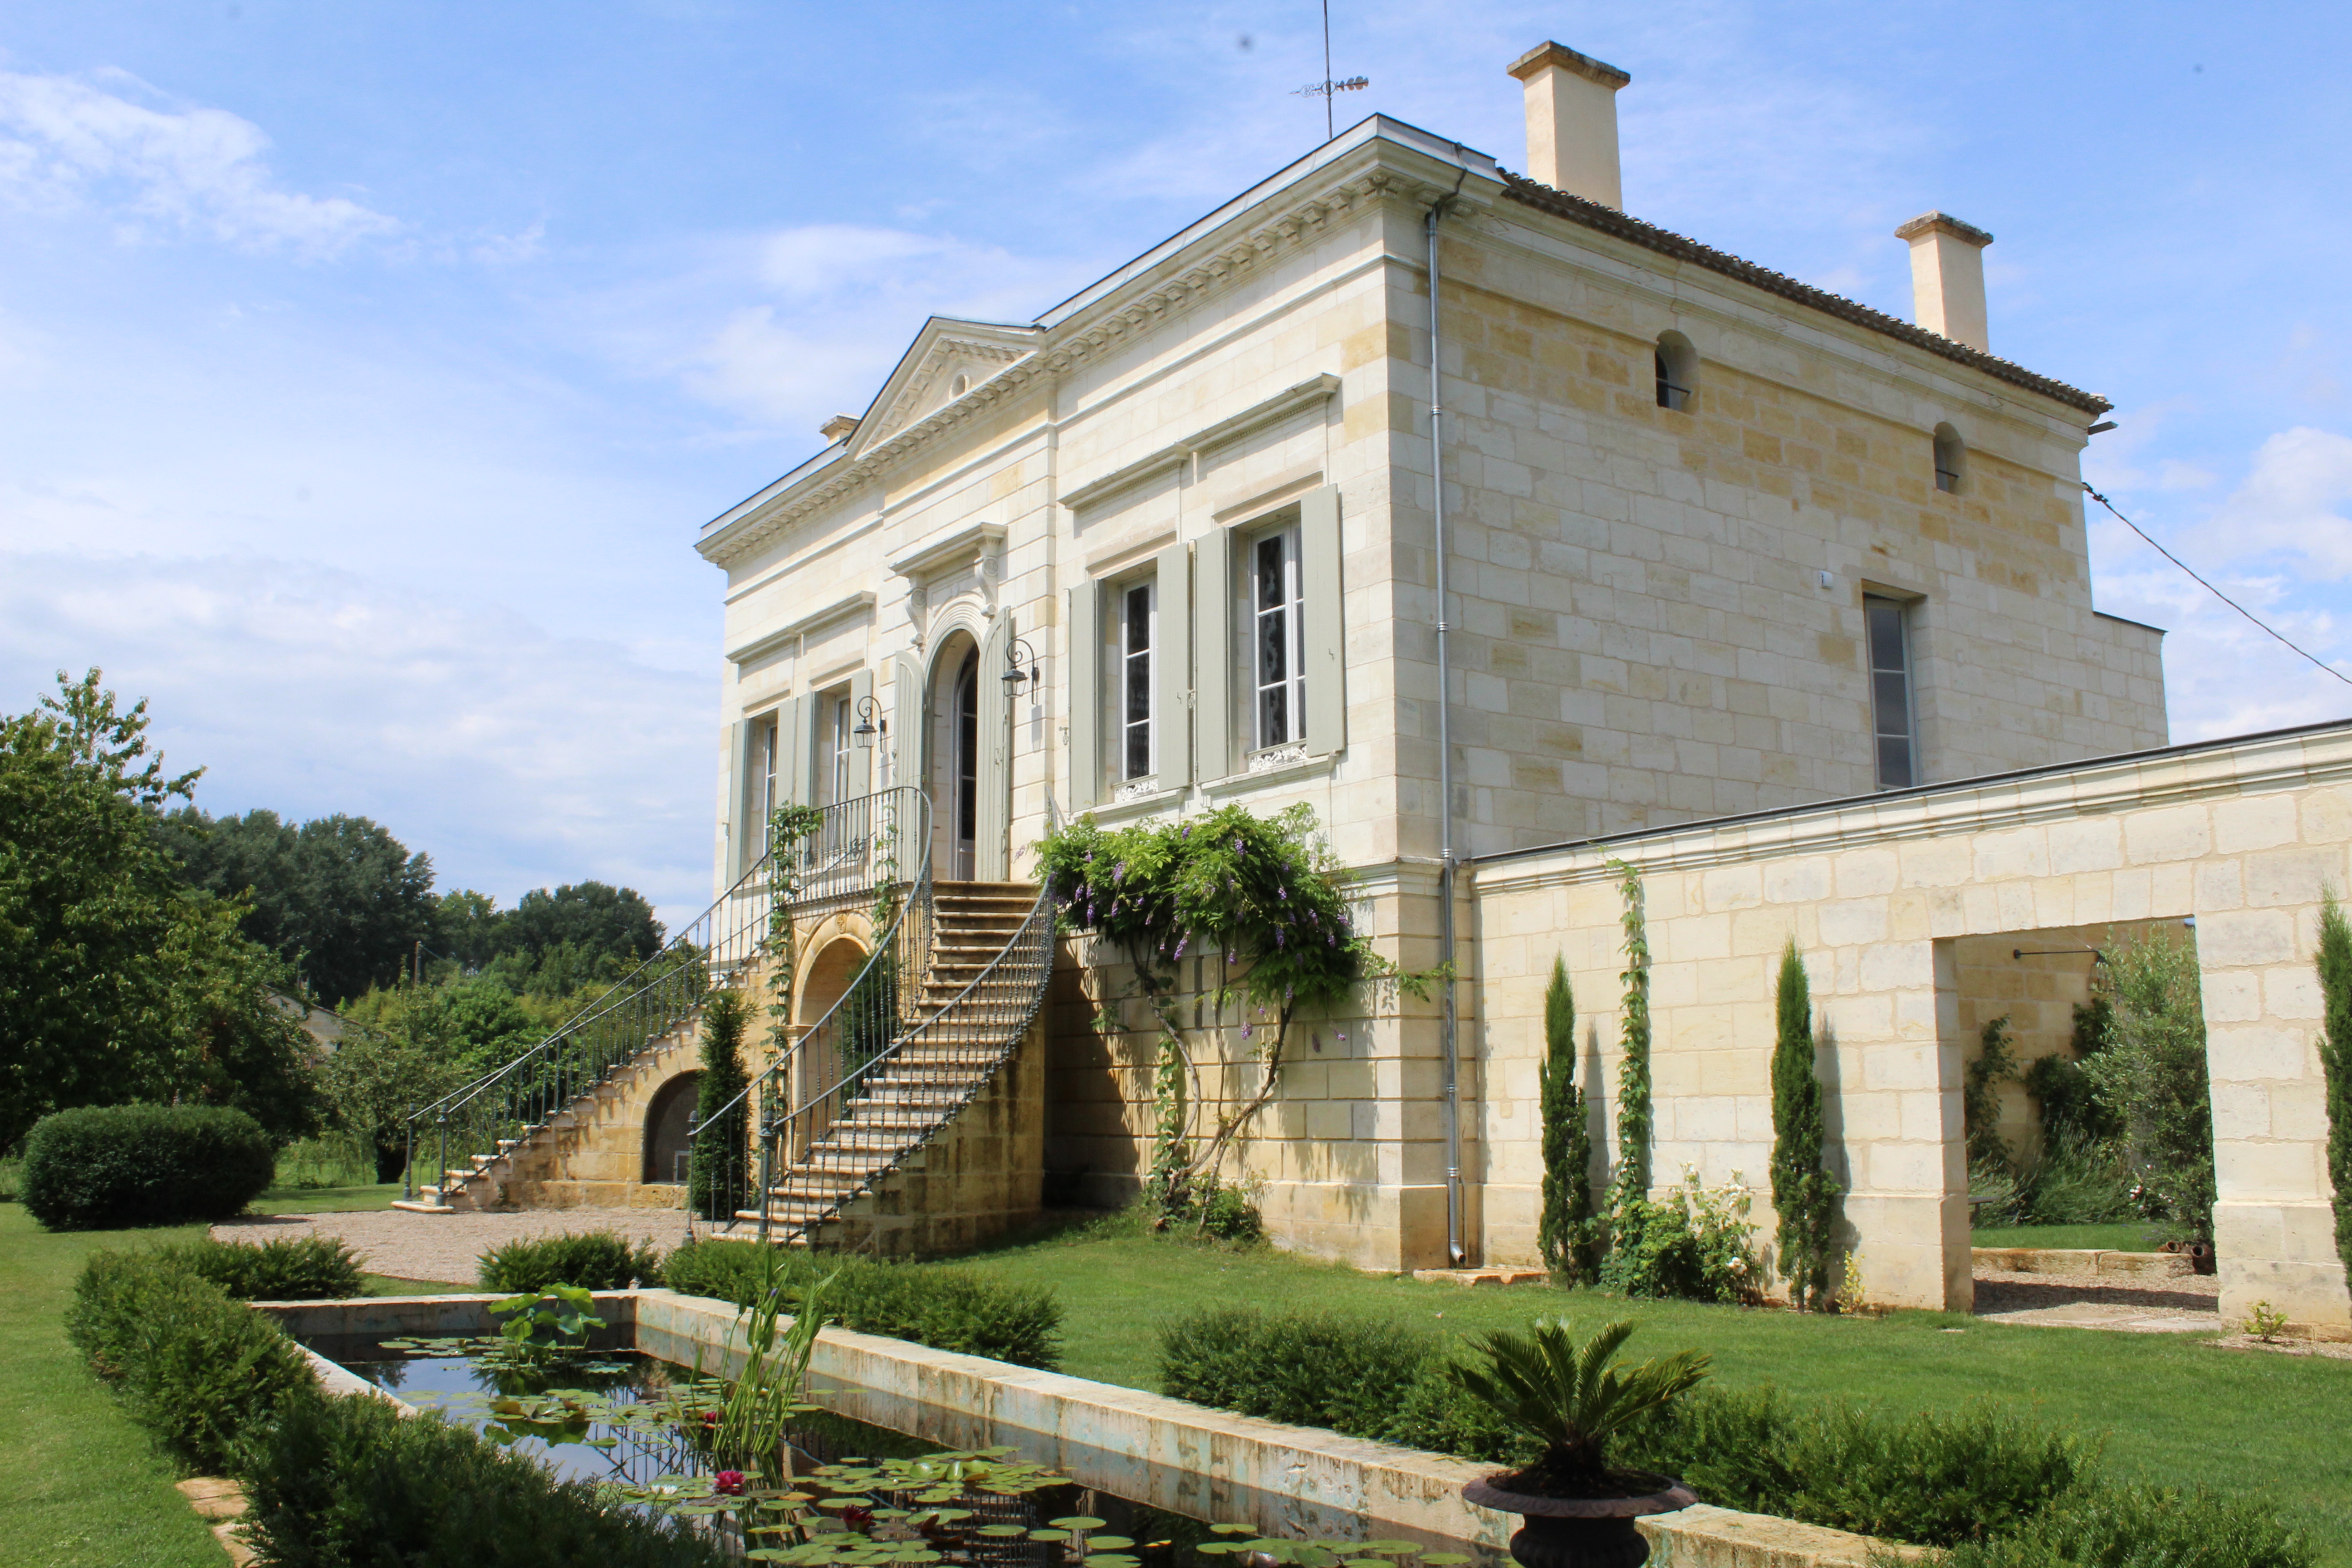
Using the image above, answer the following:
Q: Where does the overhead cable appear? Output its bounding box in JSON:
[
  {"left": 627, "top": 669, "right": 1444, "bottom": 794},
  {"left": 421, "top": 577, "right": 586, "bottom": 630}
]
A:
[{"left": 2082, "top": 481, "right": 2352, "bottom": 689}]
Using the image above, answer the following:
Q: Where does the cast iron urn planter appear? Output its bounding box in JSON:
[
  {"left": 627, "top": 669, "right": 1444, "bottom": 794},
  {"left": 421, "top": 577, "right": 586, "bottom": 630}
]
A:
[{"left": 1463, "top": 1475, "right": 1698, "bottom": 1568}]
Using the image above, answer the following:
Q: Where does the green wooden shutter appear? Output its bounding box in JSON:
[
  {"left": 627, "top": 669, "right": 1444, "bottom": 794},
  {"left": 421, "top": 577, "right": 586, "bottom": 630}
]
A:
[
  {"left": 1067, "top": 583, "right": 1100, "bottom": 810},
  {"left": 976, "top": 620, "right": 1010, "bottom": 880},
  {"left": 728, "top": 716, "right": 755, "bottom": 880},
  {"left": 1156, "top": 542, "right": 1192, "bottom": 787},
  {"left": 891, "top": 653, "right": 922, "bottom": 794},
  {"left": 1194, "top": 525, "right": 1233, "bottom": 781},
  {"left": 847, "top": 669, "right": 874, "bottom": 798},
  {"left": 1301, "top": 484, "right": 1346, "bottom": 757},
  {"left": 779, "top": 694, "right": 811, "bottom": 806}
]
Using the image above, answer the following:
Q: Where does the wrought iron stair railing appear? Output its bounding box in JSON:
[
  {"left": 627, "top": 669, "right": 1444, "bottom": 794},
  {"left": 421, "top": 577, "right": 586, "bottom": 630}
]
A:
[
  {"left": 681, "top": 790, "right": 935, "bottom": 1225},
  {"left": 401, "top": 784, "right": 929, "bottom": 1208},
  {"left": 736, "top": 878, "right": 1053, "bottom": 1244}
]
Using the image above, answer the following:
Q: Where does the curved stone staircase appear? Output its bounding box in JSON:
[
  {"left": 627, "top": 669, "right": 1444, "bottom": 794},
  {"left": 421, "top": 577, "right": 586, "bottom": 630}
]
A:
[
  {"left": 399, "top": 786, "right": 1054, "bottom": 1249},
  {"left": 742, "top": 881, "right": 1049, "bottom": 1243}
]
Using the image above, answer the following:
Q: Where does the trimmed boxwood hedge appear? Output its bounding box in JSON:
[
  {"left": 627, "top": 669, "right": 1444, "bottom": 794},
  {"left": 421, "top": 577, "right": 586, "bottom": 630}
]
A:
[
  {"left": 660, "top": 1240, "right": 1064, "bottom": 1370},
  {"left": 23, "top": 1103, "right": 275, "bottom": 1230},
  {"left": 152, "top": 1235, "right": 366, "bottom": 1301},
  {"left": 477, "top": 1230, "right": 664, "bottom": 1293},
  {"left": 242, "top": 1392, "right": 731, "bottom": 1568},
  {"left": 1154, "top": 1305, "right": 2311, "bottom": 1563},
  {"left": 65, "top": 1249, "right": 318, "bottom": 1472}
]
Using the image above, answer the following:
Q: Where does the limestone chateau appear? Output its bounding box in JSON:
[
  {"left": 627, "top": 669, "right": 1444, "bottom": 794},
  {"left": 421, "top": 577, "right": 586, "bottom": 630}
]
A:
[{"left": 654, "top": 42, "right": 2345, "bottom": 1337}]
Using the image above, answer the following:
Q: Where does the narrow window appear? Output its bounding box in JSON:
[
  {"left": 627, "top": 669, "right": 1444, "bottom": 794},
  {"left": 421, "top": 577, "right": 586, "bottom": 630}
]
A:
[
  {"left": 1655, "top": 331, "right": 1697, "bottom": 412},
  {"left": 824, "top": 692, "right": 851, "bottom": 804},
  {"left": 1252, "top": 526, "right": 1306, "bottom": 750},
  {"left": 1865, "top": 596, "right": 1916, "bottom": 789},
  {"left": 1119, "top": 579, "right": 1155, "bottom": 779},
  {"left": 756, "top": 713, "right": 779, "bottom": 853},
  {"left": 1933, "top": 423, "right": 1964, "bottom": 494}
]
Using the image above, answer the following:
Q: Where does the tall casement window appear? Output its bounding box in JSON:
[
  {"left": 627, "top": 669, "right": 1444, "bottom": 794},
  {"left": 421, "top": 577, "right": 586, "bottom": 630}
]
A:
[
  {"left": 1119, "top": 578, "right": 1156, "bottom": 780},
  {"left": 1865, "top": 595, "right": 1917, "bottom": 789},
  {"left": 1251, "top": 524, "right": 1306, "bottom": 751},
  {"left": 746, "top": 710, "right": 780, "bottom": 865},
  {"left": 818, "top": 689, "right": 852, "bottom": 805}
]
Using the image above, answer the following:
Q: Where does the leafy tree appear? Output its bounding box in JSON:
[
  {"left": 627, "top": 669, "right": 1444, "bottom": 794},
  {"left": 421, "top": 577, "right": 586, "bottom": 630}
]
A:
[
  {"left": 431, "top": 888, "right": 503, "bottom": 968},
  {"left": 496, "top": 882, "right": 663, "bottom": 970},
  {"left": 157, "top": 806, "right": 436, "bottom": 1006},
  {"left": 2315, "top": 895, "right": 2352, "bottom": 1283},
  {"left": 690, "top": 989, "right": 753, "bottom": 1220},
  {"left": 341, "top": 976, "right": 541, "bottom": 1079},
  {"left": 2088, "top": 932, "right": 2216, "bottom": 1245},
  {"left": 1769, "top": 940, "right": 1841, "bottom": 1311},
  {"left": 1537, "top": 955, "right": 1595, "bottom": 1283},
  {"left": 0, "top": 671, "right": 318, "bottom": 1146},
  {"left": 317, "top": 1024, "right": 468, "bottom": 1182}
]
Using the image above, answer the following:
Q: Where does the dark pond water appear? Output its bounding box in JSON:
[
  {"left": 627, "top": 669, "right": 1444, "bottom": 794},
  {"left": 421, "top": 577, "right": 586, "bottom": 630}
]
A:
[{"left": 307, "top": 1341, "right": 1256, "bottom": 1564}]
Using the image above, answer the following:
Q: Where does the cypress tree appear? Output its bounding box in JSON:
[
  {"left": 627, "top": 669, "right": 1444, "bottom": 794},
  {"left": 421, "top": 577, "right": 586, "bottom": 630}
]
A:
[
  {"left": 2318, "top": 896, "right": 2352, "bottom": 1284},
  {"left": 1537, "top": 955, "right": 1594, "bottom": 1282},
  {"left": 1769, "top": 939, "right": 1842, "bottom": 1310},
  {"left": 689, "top": 989, "right": 752, "bottom": 1221}
]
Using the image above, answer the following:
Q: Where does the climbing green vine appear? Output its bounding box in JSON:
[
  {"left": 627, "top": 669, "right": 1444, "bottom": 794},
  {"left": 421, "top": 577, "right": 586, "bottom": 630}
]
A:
[
  {"left": 760, "top": 803, "right": 828, "bottom": 1056},
  {"left": 1606, "top": 858, "right": 1653, "bottom": 1233},
  {"left": 1037, "top": 802, "right": 1435, "bottom": 1221}
]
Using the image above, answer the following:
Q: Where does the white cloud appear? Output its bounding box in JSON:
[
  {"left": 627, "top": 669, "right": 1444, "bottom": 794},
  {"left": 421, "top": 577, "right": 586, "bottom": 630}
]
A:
[
  {"left": 643, "top": 225, "right": 1097, "bottom": 430},
  {"left": 2186, "top": 426, "right": 2352, "bottom": 580},
  {"left": 0, "top": 68, "right": 397, "bottom": 256},
  {"left": 0, "top": 552, "right": 719, "bottom": 928}
]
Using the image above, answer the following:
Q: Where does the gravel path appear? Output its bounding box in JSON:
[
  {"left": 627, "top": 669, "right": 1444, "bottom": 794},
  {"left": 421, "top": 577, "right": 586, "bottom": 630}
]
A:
[
  {"left": 211, "top": 1207, "right": 699, "bottom": 1287},
  {"left": 1972, "top": 1266, "right": 2222, "bottom": 1333}
]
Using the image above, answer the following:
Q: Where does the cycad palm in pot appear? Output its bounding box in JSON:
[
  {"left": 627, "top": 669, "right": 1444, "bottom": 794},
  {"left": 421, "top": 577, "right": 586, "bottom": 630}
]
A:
[{"left": 1453, "top": 1318, "right": 1709, "bottom": 1568}]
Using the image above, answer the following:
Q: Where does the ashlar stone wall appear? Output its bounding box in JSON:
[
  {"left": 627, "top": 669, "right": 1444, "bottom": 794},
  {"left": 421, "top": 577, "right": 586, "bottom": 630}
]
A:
[{"left": 1471, "top": 723, "right": 2352, "bottom": 1339}]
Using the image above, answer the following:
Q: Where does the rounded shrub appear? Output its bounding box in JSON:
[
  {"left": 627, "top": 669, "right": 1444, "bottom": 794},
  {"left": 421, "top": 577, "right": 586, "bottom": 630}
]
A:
[
  {"left": 152, "top": 1235, "right": 366, "bottom": 1300},
  {"left": 478, "top": 1230, "right": 663, "bottom": 1294},
  {"left": 22, "top": 1103, "right": 275, "bottom": 1230}
]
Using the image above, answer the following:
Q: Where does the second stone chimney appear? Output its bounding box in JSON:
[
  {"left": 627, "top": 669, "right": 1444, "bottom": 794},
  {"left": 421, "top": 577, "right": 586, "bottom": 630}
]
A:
[
  {"left": 1508, "top": 42, "right": 1631, "bottom": 209},
  {"left": 1894, "top": 212, "right": 1994, "bottom": 352}
]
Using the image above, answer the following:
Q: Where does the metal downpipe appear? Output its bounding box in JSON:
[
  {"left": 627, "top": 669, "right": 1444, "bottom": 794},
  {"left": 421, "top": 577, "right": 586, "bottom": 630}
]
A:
[{"left": 1427, "top": 168, "right": 1466, "bottom": 1267}]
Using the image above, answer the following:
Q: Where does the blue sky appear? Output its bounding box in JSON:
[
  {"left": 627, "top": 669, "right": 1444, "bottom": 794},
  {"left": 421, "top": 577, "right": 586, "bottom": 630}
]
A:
[{"left": 3, "top": 2, "right": 2347, "bottom": 928}]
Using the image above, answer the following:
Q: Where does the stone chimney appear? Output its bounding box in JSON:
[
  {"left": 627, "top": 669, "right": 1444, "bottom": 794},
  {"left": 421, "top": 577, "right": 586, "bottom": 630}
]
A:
[
  {"left": 1894, "top": 212, "right": 1994, "bottom": 352},
  {"left": 820, "top": 413, "right": 860, "bottom": 444},
  {"left": 1507, "top": 42, "right": 1631, "bottom": 209}
]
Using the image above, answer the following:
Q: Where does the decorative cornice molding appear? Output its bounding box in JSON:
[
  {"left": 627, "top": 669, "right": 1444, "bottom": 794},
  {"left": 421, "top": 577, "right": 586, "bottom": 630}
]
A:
[
  {"left": 696, "top": 155, "right": 1408, "bottom": 569},
  {"left": 1059, "top": 374, "right": 1342, "bottom": 513},
  {"left": 726, "top": 588, "right": 877, "bottom": 666},
  {"left": 1473, "top": 720, "right": 2352, "bottom": 892},
  {"left": 889, "top": 521, "right": 1006, "bottom": 583}
]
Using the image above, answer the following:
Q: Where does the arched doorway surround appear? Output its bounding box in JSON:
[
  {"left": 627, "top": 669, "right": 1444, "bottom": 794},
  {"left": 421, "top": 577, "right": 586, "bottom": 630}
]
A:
[
  {"left": 918, "top": 615, "right": 1009, "bottom": 880},
  {"left": 642, "top": 1070, "right": 701, "bottom": 1184}
]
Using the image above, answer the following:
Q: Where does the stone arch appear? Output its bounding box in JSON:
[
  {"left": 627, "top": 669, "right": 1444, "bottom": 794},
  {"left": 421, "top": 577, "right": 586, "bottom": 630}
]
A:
[
  {"left": 799, "top": 931, "right": 871, "bottom": 1027},
  {"left": 922, "top": 621, "right": 1004, "bottom": 881},
  {"left": 642, "top": 1070, "right": 701, "bottom": 1185}
]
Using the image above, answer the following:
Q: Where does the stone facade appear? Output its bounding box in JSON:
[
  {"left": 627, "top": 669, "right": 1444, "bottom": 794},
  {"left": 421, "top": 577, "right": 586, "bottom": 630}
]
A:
[
  {"left": 1472, "top": 724, "right": 2352, "bottom": 1338},
  {"left": 696, "top": 88, "right": 2173, "bottom": 1273}
]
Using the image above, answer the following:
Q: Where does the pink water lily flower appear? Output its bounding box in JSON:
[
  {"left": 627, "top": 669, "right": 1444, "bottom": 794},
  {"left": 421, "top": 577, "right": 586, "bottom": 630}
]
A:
[{"left": 714, "top": 1470, "right": 745, "bottom": 1496}]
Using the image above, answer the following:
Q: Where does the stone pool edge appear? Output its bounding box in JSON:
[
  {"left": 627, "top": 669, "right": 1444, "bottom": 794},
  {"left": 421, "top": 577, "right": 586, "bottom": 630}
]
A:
[{"left": 255, "top": 1291, "right": 1914, "bottom": 1568}]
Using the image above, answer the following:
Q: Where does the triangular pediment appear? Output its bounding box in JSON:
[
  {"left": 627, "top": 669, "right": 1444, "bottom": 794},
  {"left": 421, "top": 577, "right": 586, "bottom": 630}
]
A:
[{"left": 851, "top": 317, "right": 1041, "bottom": 453}]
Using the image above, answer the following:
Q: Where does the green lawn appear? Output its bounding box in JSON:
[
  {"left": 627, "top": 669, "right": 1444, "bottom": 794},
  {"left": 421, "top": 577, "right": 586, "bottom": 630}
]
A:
[
  {"left": 1971, "top": 1221, "right": 2157, "bottom": 1251},
  {"left": 938, "top": 1224, "right": 2352, "bottom": 1563},
  {"left": 0, "top": 1205, "right": 227, "bottom": 1568},
  {"left": 254, "top": 1181, "right": 402, "bottom": 1215}
]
